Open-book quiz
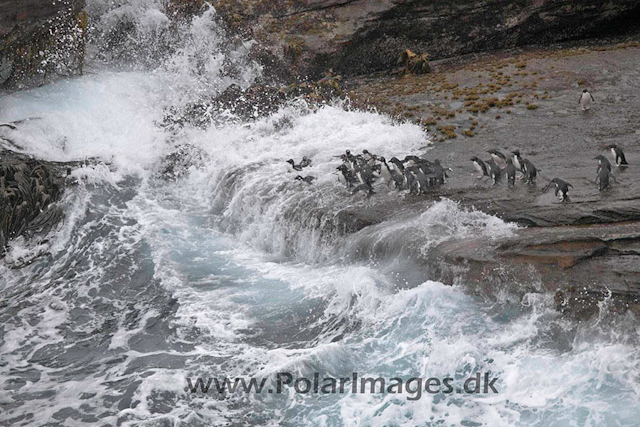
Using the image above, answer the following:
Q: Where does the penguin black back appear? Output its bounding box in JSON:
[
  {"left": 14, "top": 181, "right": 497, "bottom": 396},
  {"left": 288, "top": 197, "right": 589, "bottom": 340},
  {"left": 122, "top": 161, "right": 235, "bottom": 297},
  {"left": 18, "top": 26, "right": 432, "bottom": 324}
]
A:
[
  {"left": 607, "top": 144, "right": 628, "bottom": 166},
  {"left": 505, "top": 159, "right": 516, "bottom": 186},
  {"left": 487, "top": 159, "right": 502, "bottom": 185}
]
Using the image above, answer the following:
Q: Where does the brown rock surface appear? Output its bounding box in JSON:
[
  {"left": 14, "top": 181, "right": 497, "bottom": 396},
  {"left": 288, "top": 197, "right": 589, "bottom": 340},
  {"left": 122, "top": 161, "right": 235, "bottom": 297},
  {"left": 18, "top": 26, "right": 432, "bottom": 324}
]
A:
[
  {"left": 213, "top": 0, "right": 640, "bottom": 77},
  {"left": 0, "top": 0, "right": 86, "bottom": 87}
]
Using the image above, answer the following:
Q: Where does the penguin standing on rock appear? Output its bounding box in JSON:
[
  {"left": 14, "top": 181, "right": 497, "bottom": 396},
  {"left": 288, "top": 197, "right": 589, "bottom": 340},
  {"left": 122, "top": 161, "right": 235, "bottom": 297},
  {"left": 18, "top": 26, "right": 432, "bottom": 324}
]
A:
[
  {"left": 521, "top": 158, "right": 538, "bottom": 184},
  {"left": 401, "top": 167, "right": 418, "bottom": 193},
  {"left": 470, "top": 157, "right": 489, "bottom": 179},
  {"left": 379, "top": 156, "right": 403, "bottom": 188},
  {"left": 408, "top": 165, "right": 429, "bottom": 194},
  {"left": 378, "top": 156, "right": 393, "bottom": 185},
  {"left": 511, "top": 150, "right": 523, "bottom": 172},
  {"left": 487, "top": 159, "right": 502, "bottom": 185},
  {"left": 543, "top": 178, "right": 573, "bottom": 202},
  {"left": 579, "top": 89, "right": 595, "bottom": 111},
  {"left": 512, "top": 149, "right": 526, "bottom": 179},
  {"left": 505, "top": 158, "right": 516, "bottom": 186},
  {"left": 388, "top": 157, "right": 405, "bottom": 175},
  {"left": 605, "top": 144, "right": 628, "bottom": 167},
  {"left": 430, "top": 159, "right": 450, "bottom": 186},
  {"left": 596, "top": 167, "right": 616, "bottom": 191}
]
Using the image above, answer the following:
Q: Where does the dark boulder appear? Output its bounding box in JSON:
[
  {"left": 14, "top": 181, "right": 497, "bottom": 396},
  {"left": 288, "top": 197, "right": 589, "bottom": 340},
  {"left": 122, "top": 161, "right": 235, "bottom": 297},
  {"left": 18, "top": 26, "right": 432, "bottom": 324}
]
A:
[{"left": 0, "top": 150, "right": 70, "bottom": 257}]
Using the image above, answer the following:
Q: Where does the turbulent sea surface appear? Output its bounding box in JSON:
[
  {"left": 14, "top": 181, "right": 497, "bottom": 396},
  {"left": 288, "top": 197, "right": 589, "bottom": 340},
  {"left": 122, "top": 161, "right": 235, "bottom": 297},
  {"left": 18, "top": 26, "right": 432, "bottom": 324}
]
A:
[{"left": 1, "top": 3, "right": 640, "bottom": 426}]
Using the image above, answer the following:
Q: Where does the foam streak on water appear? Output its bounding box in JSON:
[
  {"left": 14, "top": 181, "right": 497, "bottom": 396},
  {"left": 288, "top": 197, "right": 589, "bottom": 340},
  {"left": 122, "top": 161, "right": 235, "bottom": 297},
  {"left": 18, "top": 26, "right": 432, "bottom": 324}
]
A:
[{"left": 1, "top": 4, "right": 640, "bottom": 426}]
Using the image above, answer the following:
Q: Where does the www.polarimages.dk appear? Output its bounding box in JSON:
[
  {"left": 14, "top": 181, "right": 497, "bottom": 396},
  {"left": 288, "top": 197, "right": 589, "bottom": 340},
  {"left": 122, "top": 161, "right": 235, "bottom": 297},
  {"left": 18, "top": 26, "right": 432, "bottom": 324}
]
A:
[{"left": 186, "top": 372, "right": 499, "bottom": 401}]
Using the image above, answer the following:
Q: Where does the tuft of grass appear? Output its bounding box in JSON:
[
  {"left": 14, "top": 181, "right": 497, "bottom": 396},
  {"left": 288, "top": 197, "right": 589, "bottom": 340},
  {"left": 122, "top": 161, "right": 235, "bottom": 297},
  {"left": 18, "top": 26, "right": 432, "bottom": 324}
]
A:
[{"left": 527, "top": 104, "right": 538, "bottom": 110}]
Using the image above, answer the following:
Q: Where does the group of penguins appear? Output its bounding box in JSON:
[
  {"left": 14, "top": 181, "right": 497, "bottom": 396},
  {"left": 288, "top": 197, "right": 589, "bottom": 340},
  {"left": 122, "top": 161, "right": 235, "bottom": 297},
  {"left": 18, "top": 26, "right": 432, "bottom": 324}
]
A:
[
  {"left": 288, "top": 142, "right": 629, "bottom": 202},
  {"left": 472, "top": 143, "right": 628, "bottom": 201},
  {"left": 288, "top": 150, "right": 452, "bottom": 197}
]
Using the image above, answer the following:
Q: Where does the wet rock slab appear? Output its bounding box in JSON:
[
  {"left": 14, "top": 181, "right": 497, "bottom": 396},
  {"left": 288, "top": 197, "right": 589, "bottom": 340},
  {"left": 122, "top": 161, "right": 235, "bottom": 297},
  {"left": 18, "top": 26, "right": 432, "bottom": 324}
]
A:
[{"left": 432, "top": 222, "right": 640, "bottom": 318}]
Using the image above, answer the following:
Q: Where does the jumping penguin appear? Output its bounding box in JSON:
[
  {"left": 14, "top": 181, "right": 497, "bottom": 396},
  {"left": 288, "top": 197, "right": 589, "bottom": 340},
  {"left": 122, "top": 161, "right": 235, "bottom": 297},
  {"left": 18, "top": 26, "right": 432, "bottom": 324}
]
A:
[{"left": 543, "top": 178, "right": 573, "bottom": 202}]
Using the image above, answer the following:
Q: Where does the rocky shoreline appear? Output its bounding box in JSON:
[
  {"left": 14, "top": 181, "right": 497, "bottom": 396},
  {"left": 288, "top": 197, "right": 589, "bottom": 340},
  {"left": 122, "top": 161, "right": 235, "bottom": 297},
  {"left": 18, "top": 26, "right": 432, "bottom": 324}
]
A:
[{"left": 338, "top": 40, "right": 640, "bottom": 318}]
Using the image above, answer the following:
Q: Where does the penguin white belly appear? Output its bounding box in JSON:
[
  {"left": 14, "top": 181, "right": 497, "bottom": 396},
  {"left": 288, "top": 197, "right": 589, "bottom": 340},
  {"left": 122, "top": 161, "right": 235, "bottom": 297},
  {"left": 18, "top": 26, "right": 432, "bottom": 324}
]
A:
[
  {"left": 338, "top": 173, "right": 346, "bottom": 186},
  {"left": 610, "top": 148, "right": 618, "bottom": 165},
  {"left": 381, "top": 166, "right": 391, "bottom": 183},
  {"left": 491, "top": 154, "right": 505, "bottom": 169},
  {"left": 473, "top": 162, "right": 483, "bottom": 174},
  {"left": 513, "top": 156, "right": 521, "bottom": 170},
  {"left": 580, "top": 93, "right": 591, "bottom": 110}
]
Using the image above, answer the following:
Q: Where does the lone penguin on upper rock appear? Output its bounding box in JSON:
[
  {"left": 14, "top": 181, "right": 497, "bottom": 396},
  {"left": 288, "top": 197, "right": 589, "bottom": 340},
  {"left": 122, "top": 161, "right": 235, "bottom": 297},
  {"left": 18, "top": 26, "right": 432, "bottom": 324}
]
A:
[{"left": 579, "top": 89, "right": 595, "bottom": 111}]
